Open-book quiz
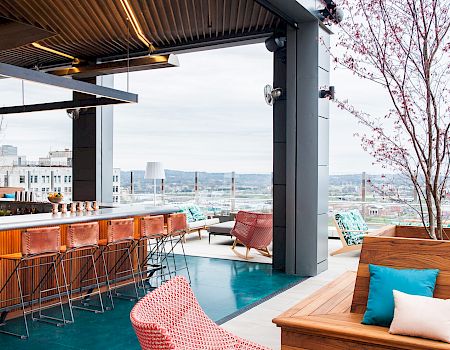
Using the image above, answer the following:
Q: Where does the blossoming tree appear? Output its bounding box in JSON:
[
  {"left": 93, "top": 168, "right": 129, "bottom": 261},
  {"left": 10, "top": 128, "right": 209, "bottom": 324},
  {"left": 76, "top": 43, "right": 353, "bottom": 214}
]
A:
[{"left": 332, "top": 0, "right": 450, "bottom": 239}]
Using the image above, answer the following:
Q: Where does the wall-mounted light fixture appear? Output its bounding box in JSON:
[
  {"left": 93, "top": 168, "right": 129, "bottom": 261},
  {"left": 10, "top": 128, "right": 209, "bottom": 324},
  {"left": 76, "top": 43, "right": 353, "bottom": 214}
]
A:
[{"left": 264, "top": 84, "right": 283, "bottom": 106}]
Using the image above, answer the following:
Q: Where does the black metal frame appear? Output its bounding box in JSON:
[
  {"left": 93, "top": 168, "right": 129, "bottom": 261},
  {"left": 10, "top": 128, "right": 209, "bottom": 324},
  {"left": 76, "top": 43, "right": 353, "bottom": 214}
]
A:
[{"left": 0, "top": 62, "right": 138, "bottom": 115}]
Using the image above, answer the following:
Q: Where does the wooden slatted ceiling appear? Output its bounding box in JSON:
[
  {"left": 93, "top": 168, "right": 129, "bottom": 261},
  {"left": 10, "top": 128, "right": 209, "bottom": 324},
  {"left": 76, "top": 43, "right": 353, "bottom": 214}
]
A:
[{"left": 0, "top": 0, "right": 281, "bottom": 69}]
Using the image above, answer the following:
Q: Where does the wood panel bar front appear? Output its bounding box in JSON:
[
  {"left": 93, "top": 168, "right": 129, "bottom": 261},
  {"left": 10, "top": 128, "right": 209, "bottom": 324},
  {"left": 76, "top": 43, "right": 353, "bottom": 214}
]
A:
[{"left": 0, "top": 206, "right": 178, "bottom": 316}]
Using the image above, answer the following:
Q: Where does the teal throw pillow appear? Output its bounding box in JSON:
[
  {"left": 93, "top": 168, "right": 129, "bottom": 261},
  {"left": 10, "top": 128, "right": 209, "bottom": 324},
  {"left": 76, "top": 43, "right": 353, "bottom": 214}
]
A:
[
  {"left": 362, "top": 264, "right": 439, "bottom": 327},
  {"left": 189, "top": 205, "right": 207, "bottom": 221}
]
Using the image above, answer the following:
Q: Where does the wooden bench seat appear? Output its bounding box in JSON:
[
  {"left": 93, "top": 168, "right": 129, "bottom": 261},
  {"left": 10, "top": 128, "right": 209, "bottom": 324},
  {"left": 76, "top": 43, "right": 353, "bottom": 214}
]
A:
[{"left": 273, "top": 236, "right": 450, "bottom": 350}]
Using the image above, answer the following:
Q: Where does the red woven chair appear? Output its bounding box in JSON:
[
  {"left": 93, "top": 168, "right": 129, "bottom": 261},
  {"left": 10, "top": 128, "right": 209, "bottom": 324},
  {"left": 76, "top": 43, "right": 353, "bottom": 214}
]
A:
[
  {"left": 130, "top": 276, "right": 271, "bottom": 350},
  {"left": 230, "top": 211, "right": 273, "bottom": 260}
]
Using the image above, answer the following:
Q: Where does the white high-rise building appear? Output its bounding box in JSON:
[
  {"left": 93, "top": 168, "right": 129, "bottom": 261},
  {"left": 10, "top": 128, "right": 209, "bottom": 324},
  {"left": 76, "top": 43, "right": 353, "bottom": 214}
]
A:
[{"left": 0, "top": 146, "right": 121, "bottom": 203}]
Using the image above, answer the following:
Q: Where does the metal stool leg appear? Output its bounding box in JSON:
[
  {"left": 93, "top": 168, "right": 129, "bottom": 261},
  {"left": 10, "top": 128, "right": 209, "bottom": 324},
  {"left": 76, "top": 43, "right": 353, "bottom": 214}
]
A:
[
  {"left": 66, "top": 248, "right": 105, "bottom": 315},
  {"left": 159, "top": 236, "right": 172, "bottom": 283},
  {"left": 32, "top": 258, "right": 67, "bottom": 327},
  {"left": 0, "top": 263, "right": 29, "bottom": 339},
  {"left": 102, "top": 240, "right": 142, "bottom": 302},
  {"left": 125, "top": 246, "right": 140, "bottom": 300},
  {"left": 136, "top": 238, "right": 165, "bottom": 292},
  {"left": 100, "top": 248, "right": 115, "bottom": 310},
  {"left": 179, "top": 234, "right": 192, "bottom": 284},
  {"left": 59, "top": 258, "right": 74, "bottom": 323},
  {"left": 90, "top": 252, "right": 105, "bottom": 313},
  {"left": 16, "top": 264, "right": 29, "bottom": 339}
]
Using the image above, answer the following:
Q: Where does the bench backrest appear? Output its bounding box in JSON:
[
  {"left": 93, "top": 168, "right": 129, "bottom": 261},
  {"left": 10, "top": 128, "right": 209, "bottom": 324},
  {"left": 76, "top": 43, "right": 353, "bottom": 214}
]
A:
[{"left": 351, "top": 235, "right": 450, "bottom": 314}]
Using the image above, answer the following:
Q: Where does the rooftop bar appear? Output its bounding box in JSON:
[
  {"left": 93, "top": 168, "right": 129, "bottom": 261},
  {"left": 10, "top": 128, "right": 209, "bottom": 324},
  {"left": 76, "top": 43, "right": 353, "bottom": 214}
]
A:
[{"left": 0, "top": 205, "right": 179, "bottom": 317}]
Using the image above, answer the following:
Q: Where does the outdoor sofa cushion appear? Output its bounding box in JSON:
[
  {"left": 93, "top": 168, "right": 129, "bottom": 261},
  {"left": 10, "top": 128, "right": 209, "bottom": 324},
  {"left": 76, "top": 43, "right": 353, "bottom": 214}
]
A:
[
  {"left": 188, "top": 218, "right": 219, "bottom": 230},
  {"left": 204, "top": 218, "right": 219, "bottom": 226},
  {"left": 389, "top": 290, "right": 450, "bottom": 343},
  {"left": 188, "top": 220, "right": 206, "bottom": 230},
  {"left": 362, "top": 264, "right": 439, "bottom": 327},
  {"left": 207, "top": 220, "right": 234, "bottom": 234}
]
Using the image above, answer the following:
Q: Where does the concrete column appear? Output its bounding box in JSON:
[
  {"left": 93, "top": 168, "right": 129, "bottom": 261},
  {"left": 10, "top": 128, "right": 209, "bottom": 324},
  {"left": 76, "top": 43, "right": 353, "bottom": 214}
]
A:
[
  {"left": 273, "top": 22, "right": 330, "bottom": 276},
  {"left": 72, "top": 75, "right": 114, "bottom": 203}
]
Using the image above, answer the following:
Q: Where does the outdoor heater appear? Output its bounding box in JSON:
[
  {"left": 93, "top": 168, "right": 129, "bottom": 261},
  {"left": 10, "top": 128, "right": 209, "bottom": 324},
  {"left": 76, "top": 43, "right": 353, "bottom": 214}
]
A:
[{"left": 145, "top": 162, "right": 165, "bottom": 206}]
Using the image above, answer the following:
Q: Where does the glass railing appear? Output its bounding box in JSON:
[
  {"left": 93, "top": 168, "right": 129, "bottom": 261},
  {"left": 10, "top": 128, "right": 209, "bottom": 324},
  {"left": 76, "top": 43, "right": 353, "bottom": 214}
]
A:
[
  {"left": 119, "top": 168, "right": 450, "bottom": 228},
  {"left": 119, "top": 192, "right": 273, "bottom": 214},
  {"left": 119, "top": 192, "right": 438, "bottom": 223}
]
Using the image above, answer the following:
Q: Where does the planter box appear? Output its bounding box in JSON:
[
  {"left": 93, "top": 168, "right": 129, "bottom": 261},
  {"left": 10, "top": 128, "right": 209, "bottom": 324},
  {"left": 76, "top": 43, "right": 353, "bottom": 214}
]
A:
[{"left": 377, "top": 224, "right": 433, "bottom": 240}]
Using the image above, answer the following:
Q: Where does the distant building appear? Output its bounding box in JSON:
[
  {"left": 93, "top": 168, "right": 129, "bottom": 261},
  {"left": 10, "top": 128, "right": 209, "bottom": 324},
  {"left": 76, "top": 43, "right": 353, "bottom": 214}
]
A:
[
  {"left": 112, "top": 168, "right": 120, "bottom": 203},
  {"left": 0, "top": 146, "right": 120, "bottom": 203},
  {"left": 0, "top": 145, "right": 17, "bottom": 156},
  {"left": 367, "top": 205, "right": 383, "bottom": 216}
]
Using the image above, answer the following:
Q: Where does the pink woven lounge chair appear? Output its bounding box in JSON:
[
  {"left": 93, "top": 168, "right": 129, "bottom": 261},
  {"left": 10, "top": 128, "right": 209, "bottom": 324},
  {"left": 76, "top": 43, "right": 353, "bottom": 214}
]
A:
[
  {"left": 230, "top": 211, "right": 273, "bottom": 260},
  {"left": 130, "top": 276, "right": 271, "bottom": 350}
]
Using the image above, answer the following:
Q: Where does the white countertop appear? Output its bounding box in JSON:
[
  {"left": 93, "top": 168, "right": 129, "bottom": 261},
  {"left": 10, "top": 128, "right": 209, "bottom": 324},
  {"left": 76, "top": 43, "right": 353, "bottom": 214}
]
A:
[{"left": 0, "top": 205, "right": 179, "bottom": 231}]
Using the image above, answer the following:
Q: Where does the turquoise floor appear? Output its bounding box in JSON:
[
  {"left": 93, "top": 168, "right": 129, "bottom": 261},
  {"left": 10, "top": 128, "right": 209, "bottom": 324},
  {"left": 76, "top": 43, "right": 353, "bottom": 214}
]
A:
[{"left": 0, "top": 255, "right": 305, "bottom": 350}]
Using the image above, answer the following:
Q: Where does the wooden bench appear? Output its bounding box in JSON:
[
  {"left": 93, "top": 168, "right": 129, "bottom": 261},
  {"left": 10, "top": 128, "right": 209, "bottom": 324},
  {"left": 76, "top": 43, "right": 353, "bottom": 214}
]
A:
[{"left": 273, "top": 236, "right": 450, "bottom": 349}]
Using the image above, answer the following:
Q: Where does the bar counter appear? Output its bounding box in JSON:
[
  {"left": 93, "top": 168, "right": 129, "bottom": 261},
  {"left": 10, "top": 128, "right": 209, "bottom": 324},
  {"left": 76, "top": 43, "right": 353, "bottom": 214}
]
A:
[
  {"left": 0, "top": 205, "right": 180, "bottom": 313},
  {"left": 0, "top": 205, "right": 179, "bottom": 231}
]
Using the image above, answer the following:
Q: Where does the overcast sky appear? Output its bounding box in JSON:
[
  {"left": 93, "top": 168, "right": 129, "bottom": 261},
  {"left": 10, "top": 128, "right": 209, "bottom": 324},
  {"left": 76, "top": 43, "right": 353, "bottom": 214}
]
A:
[{"left": 0, "top": 41, "right": 386, "bottom": 174}]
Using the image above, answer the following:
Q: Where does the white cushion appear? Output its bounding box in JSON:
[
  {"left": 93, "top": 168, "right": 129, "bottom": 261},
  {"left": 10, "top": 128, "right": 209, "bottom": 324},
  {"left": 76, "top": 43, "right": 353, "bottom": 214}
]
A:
[
  {"left": 389, "top": 290, "right": 450, "bottom": 343},
  {"left": 204, "top": 218, "right": 220, "bottom": 226},
  {"left": 188, "top": 220, "right": 205, "bottom": 229}
]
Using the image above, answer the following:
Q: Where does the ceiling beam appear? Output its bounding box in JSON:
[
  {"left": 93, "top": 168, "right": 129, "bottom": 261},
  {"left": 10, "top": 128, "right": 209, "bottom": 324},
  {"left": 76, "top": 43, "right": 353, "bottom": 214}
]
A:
[
  {"left": 99, "top": 32, "right": 271, "bottom": 63},
  {"left": 0, "top": 97, "right": 125, "bottom": 115},
  {"left": 47, "top": 54, "right": 179, "bottom": 78},
  {"left": 0, "top": 16, "right": 55, "bottom": 51}
]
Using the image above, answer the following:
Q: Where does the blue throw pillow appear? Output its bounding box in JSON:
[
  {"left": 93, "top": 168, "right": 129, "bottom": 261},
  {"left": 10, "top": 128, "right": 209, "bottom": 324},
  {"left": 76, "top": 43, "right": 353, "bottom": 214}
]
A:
[
  {"left": 4, "top": 193, "right": 14, "bottom": 198},
  {"left": 362, "top": 264, "right": 439, "bottom": 327}
]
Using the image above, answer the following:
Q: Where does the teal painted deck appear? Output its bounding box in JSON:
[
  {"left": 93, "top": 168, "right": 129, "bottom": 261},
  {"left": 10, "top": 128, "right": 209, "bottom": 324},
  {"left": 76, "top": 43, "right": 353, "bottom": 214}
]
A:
[{"left": 0, "top": 255, "right": 305, "bottom": 350}]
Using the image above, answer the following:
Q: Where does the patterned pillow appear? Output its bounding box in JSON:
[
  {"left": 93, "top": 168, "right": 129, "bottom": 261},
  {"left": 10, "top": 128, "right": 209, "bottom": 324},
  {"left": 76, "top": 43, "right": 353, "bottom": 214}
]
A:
[
  {"left": 178, "top": 205, "right": 195, "bottom": 223},
  {"left": 349, "top": 209, "right": 369, "bottom": 231},
  {"left": 188, "top": 205, "right": 207, "bottom": 221},
  {"left": 335, "top": 210, "right": 367, "bottom": 246}
]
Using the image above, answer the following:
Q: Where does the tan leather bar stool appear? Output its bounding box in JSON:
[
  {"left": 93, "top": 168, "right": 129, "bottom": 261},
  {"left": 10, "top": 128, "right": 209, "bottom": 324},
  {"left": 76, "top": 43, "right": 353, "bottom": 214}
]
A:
[
  {"left": 99, "top": 218, "right": 139, "bottom": 309},
  {"left": 61, "top": 221, "right": 104, "bottom": 320},
  {"left": 0, "top": 226, "right": 68, "bottom": 339},
  {"left": 135, "top": 215, "right": 166, "bottom": 291},
  {"left": 165, "top": 213, "right": 191, "bottom": 283}
]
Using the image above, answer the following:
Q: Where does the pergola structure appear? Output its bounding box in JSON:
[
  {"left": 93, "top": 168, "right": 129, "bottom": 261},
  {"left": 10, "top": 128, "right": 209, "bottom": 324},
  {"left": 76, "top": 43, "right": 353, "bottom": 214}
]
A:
[{"left": 0, "top": 0, "right": 331, "bottom": 276}]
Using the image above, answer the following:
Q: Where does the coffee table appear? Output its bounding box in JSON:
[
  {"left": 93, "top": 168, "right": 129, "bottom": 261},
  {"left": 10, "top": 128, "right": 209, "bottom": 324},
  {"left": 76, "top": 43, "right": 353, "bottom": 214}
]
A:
[{"left": 207, "top": 220, "right": 235, "bottom": 244}]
